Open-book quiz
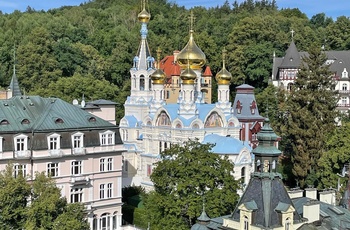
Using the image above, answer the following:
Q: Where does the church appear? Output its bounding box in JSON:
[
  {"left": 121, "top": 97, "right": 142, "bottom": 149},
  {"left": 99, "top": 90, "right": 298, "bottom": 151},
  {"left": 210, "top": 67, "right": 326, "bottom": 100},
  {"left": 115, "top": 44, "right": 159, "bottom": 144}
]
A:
[{"left": 119, "top": 2, "right": 264, "bottom": 190}]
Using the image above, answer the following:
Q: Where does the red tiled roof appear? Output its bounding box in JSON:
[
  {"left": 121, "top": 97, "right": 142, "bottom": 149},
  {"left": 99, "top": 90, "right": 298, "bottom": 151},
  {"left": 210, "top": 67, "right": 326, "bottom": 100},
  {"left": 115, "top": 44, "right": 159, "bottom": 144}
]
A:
[
  {"left": 202, "top": 66, "right": 212, "bottom": 77},
  {"left": 160, "top": 55, "right": 181, "bottom": 77}
]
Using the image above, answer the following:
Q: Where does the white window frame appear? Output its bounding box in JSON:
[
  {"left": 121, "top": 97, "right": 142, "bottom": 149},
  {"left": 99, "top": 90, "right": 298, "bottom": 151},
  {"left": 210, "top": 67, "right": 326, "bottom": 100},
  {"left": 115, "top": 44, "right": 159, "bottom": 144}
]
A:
[
  {"left": 71, "top": 160, "right": 82, "bottom": 175},
  {"left": 47, "top": 163, "right": 59, "bottom": 177},
  {"left": 14, "top": 134, "right": 28, "bottom": 152},
  {"left": 14, "top": 164, "right": 27, "bottom": 178},
  {"left": 107, "top": 183, "right": 113, "bottom": 198},
  {"left": 107, "top": 158, "right": 113, "bottom": 171},
  {"left": 100, "top": 130, "right": 115, "bottom": 146},
  {"left": 47, "top": 133, "right": 61, "bottom": 150},
  {"left": 70, "top": 188, "right": 83, "bottom": 203},
  {"left": 100, "top": 158, "right": 105, "bottom": 172},
  {"left": 71, "top": 132, "right": 84, "bottom": 149},
  {"left": 100, "top": 157, "right": 113, "bottom": 172},
  {"left": 100, "top": 184, "right": 105, "bottom": 199}
]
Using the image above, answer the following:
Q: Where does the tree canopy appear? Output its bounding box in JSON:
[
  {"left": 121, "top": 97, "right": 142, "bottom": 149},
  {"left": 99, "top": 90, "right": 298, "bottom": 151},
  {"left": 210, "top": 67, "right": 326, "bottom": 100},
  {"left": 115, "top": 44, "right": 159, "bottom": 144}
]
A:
[
  {"left": 0, "top": 165, "right": 89, "bottom": 230},
  {"left": 140, "top": 140, "right": 240, "bottom": 229}
]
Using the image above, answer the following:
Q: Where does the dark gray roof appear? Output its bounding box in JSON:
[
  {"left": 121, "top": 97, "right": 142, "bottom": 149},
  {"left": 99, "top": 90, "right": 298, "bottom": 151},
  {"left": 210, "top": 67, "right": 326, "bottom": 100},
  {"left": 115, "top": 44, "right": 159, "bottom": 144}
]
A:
[
  {"left": 232, "top": 84, "right": 264, "bottom": 121},
  {"left": 280, "top": 41, "right": 302, "bottom": 69},
  {"left": 0, "top": 95, "right": 115, "bottom": 133},
  {"left": 230, "top": 175, "right": 302, "bottom": 228},
  {"left": 87, "top": 99, "right": 118, "bottom": 105},
  {"left": 9, "top": 73, "right": 22, "bottom": 96}
]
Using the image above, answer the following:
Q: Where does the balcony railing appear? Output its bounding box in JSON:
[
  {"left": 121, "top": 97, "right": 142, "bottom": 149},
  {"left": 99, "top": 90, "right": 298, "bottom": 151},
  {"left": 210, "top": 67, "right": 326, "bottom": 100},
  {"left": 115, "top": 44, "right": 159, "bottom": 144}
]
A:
[
  {"left": 337, "top": 103, "right": 350, "bottom": 108},
  {"left": 73, "top": 148, "right": 86, "bottom": 155},
  {"left": 49, "top": 149, "right": 63, "bottom": 158},
  {"left": 337, "top": 90, "right": 350, "bottom": 94},
  {"left": 70, "top": 176, "right": 90, "bottom": 185},
  {"left": 15, "top": 150, "right": 31, "bottom": 159}
]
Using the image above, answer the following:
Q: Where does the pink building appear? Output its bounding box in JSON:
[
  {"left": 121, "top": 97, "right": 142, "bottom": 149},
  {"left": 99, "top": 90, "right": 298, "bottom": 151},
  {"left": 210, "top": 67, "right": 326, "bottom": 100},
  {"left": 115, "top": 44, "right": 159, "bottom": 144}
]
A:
[{"left": 0, "top": 88, "right": 124, "bottom": 229}]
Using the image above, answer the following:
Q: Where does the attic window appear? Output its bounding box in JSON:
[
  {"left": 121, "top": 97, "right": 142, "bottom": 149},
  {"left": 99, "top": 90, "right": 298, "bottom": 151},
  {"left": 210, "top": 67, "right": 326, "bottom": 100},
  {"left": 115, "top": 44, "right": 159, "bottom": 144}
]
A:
[
  {"left": 55, "top": 118, "right": 64, "bottom": 124},
  {"left": 250, "top": 101, "right": 257, "bottom": 115},
  {"left": 0, "top": 119, "right": 9, "bottom": 125},
  {"left": 236, "top": 100, "right": 242, "bottom": 114},
  {"left": 89, "top": 117, "right": 96, "bottom": 122},
  {"left": 21, "top": 119, "right": 30, "bottom": 124}
]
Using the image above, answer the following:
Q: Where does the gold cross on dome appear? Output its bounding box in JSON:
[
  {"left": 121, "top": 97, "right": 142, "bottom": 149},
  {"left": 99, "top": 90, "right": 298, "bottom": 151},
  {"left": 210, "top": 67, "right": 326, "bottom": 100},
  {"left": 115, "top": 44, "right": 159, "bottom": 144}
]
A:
[{"left": 189, "top": 11, "right": 196, "bottom": 32}]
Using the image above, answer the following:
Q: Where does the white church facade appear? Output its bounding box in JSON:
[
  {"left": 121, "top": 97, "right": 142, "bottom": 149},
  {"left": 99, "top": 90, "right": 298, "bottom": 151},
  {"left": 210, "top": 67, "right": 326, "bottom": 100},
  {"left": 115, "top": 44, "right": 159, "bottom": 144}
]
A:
[{"left": 120, "top": 5, "right": 263, "bottom": 190}]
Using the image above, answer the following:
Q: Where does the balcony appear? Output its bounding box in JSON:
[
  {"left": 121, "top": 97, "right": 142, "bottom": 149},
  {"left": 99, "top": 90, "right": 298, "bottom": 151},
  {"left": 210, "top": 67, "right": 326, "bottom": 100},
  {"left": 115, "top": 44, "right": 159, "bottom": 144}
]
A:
[
  {"left": 73, "top": 148, "right": 86, "bottom": 155},
  {"left": 49, "top": 149, "right": 63, "bottom": 158},
  {"left": 337, "top": 103, "right": 350, "bottom": 108},
  {"left": 15, "top": 150, "right": 31, "bottom": 159},
  {"left": 70, "top": 176, "right": 90, "bottom": 185},
  {"left": 338, "top": 90, "right": 350, "bottom": 94}
]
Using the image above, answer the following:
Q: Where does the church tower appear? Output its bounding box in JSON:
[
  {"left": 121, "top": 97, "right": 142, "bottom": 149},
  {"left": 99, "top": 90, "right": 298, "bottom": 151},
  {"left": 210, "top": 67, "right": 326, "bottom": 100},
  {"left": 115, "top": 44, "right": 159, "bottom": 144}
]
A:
[
  {"left": 150, "top": 47, "right": 166, "bottom": 114},
  {"left": 215, "top": 48, "right": 232, "bottom": 115},
  {"left": 124, "top": 0, "right": 156, "bottom": 120}
]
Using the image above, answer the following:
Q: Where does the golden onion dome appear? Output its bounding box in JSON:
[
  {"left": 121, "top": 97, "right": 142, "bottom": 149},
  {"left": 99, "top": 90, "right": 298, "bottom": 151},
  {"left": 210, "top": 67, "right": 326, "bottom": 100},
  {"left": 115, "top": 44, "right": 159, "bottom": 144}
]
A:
[
  {"left": 176, "top": 31, "right": 206, "bottom": 70},
  {"left": 215, "top": 48, "right": 232, "bottom": 85},
  {"left": 138, "top": 9, "right": 151, "bottom": 23},
  {"left": 151, "top": 68, "right": 166, "bottom": 84},
  {"left": 215, "top": 68, "right": 232, "bottom": 85},
  {"left": 180, "top": 65, "right": 197, "bottom": 84}
]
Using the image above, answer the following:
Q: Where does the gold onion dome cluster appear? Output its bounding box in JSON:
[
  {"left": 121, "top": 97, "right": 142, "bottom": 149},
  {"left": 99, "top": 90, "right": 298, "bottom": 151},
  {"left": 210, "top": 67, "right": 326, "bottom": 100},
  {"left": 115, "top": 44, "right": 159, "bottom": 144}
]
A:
[
  {"left": 138, "top": 8, "right": 150, "bottom": 23},
  {"left": 176, "top": 31, "right": 206, "bottom": 70},
  {"left": 180, "top": 64, "right": 197, "bottom": 84}
]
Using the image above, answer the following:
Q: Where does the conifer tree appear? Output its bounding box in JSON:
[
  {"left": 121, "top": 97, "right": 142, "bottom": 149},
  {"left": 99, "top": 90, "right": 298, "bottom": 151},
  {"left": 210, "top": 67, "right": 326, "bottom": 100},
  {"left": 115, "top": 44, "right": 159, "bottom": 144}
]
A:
[{"left": 282, "top": 44, "right": 338, "bottom": 188}]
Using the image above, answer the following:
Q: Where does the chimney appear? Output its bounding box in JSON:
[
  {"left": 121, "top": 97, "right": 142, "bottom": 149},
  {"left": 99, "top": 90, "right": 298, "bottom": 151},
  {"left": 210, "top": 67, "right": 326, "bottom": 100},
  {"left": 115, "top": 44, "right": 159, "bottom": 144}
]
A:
[
  {"left": 305, "top": 188, "right": 317, "bottom": 200},
  {"left": 173, "top": 50, "right": 180, "bottom": 62},
  {"left": 303, "top": 199, "right": 320, "bottom": 223},
  {"left": 288, "top": 188, "right": 303, "bottom": 199},
  {"left": 319, "top": 189, "right": 336, "bottom": 205}
]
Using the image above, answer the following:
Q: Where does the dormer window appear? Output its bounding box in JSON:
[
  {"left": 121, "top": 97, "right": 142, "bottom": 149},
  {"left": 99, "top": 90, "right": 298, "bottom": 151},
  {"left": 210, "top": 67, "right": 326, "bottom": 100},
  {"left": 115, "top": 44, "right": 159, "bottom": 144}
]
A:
[
  {"left": 14, "top": 134, "right": 29, "bottom": 158},
  {"left": 342, "top": 68, "right": 348, "bottom": 78},
  {"left": 47, "top": 133, "right": 61, "bottom": 156},
  {"left": 0, "top": 119, "right": 9, "bottom": 125},
  {"left": 71, "top": 132, "right": 84, "bottom": 154},
  {"left": 100, "top": 130, "right": 115, "bottom": 146},
  {"left": 55, "top": 118, "right": 64, "bottom": 124},
  {"left": 250, "top": 101, "right": 257, "bottom": 115},
  {"left": 236, "top": 100, "right": 242, "bottom": 114},
  {"left": 21, "top": 119, "right": 30, "bottom": 125},
  {"left": 88, "top": 117, "right": 96, "bottom": 122}
]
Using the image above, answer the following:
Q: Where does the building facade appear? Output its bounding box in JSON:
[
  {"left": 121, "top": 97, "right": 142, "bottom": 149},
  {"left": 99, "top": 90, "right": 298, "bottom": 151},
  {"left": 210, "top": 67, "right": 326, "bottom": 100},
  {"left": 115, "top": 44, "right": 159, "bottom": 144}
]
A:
[
  {"left": 0, "top": 74, "right": 124, "bottom": 230},
  {"left": 272, "top": 40, "right": 350, "bottom": 114}
]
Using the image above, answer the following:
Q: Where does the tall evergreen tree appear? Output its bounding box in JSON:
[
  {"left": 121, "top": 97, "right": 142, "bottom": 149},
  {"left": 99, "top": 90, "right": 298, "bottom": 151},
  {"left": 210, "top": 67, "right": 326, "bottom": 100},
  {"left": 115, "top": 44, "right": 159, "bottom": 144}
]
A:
[{"left": 282, "top": 44, "right": 338, "bottom": 188}]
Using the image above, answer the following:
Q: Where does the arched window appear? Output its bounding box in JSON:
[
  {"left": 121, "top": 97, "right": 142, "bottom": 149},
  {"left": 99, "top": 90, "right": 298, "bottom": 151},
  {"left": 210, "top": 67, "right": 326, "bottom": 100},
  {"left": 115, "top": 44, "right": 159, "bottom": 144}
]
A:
[
  {"left": 156, "top": 111, "right": 171, "bottom": 126},
  {"left": 100, "top": 213, "right": 111, "bottom": 230},
  {"left": 285, "top": 217, "right": 291, "bottom": 230},
  {"left": 244, "top": 215, "right": 249, "bottom": 230},
  {"left": 236, "top": 100, "right": 242, "bottom": 114},
  {"left": 241, "top": 167, "right": 246, "bottom": 184},
  {"left": 140, "top": 75, "right": 145, "bottom": 91},
  {"left": 287, "top": 83, "right": 293, "bottom": 91}
]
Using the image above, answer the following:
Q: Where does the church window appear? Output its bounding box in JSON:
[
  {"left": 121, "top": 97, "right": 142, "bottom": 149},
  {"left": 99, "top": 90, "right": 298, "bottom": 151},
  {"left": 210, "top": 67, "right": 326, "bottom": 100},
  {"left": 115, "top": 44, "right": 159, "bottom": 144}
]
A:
[
  {"left": 156, "top": 111, "right": 171, "bottom": 126},
  {"left": 147, "top": 164, "right": 152, "bottom": 177},
  {"left": 241, "top": 167, "right": 245, "bottom": 184},
  {"left": 166, "top": 90, "right": 170, "bottom": 99},
  {"left": 228, "top": 121, "right": 235, "bottom": 127},
  {"left": 176, "top": 123, "right": 182, "bottom": 129},
  {"left": 256, "top": 160, "right": 261, "bottom": 172},
  {"left": 192, "top": 123, "right": 199, "bottom": 129},
  {"left": 140, "top": 75, "right": 145, "bottom": 91},
  {"left": 204, "top": 112, "right": 223, "bottom": 127}
]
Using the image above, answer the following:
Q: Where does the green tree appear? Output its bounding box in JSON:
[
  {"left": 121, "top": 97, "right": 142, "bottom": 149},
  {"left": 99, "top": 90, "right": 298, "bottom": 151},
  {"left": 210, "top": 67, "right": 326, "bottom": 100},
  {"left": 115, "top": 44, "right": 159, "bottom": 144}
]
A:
[
  {"left": 318, "top": 122, "right": 350, "bottom": 189},
  {"left": 0, "top": 164, "right": 30, "bottom": 229},
  {"left": 142, "top": 140, "right": 240, "bottom": 229},
  {"left": 282, "top": 44, "right": 338, "bottom": 188}
]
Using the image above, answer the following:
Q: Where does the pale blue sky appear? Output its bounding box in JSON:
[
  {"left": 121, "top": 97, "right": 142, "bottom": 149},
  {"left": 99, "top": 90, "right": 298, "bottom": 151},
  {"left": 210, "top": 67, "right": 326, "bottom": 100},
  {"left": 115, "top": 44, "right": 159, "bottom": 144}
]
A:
[{"left": 0, "top": 0, "right": 349, "bottom": 19}]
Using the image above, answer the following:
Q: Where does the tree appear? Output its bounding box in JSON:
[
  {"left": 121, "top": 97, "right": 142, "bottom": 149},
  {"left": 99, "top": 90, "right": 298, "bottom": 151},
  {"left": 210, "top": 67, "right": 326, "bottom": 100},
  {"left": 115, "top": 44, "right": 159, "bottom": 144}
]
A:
[
  {"left": 0, "top": 166, "right": 88, "bottom": 230},
  {"left": 142, "top": 140, "right": 240, "bottom": 229},
  {"left": 282, "top": 44, "right": 338, "bottom": 188},
  {"left": 318, "top": 122, "right": 350, "bottom": 190}
]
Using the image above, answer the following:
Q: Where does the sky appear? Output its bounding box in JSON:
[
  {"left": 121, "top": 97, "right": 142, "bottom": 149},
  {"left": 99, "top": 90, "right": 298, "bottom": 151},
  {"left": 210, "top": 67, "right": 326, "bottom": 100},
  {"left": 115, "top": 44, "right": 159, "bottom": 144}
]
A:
[{"left": 0, "top": 0, "right": 349, "bottom": 19}]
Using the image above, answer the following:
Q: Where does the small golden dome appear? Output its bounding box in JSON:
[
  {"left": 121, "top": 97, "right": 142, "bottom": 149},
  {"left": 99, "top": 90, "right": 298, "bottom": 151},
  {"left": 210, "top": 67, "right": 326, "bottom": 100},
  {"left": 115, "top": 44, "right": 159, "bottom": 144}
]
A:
[
  {"left": 215, "top": 68, "right": 232, "bottom": 85},
  {"left": 138, "top": 9, "right": 151, "bottom": 23},
  {"left": 180, "top": 65, "right": 197, "bottom": 84},
  {"left": 177, "top": 32, "right": 206, "bottom": 70},
  {"left": 215, "top": 48, "right": 232, "bottom": 85},
  {"left": 151, "top": 69, "right": 166, "bottom": 84}
]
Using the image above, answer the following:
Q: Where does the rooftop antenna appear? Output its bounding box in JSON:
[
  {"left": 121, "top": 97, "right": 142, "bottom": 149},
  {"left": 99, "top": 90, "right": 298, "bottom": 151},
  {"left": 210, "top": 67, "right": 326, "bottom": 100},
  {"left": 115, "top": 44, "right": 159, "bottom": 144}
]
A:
[{"left": 13, "top": 43, "right": 16, "bottom": 76}]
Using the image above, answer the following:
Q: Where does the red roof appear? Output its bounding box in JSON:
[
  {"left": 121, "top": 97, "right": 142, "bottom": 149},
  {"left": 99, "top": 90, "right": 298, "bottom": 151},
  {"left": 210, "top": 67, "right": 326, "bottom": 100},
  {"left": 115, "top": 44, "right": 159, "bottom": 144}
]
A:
[
  {"left": 160, "top": 55, "right": 181, "bottom": 78},
  {"left": 202, "top": 66, "right": 213, "bottom": 77}
]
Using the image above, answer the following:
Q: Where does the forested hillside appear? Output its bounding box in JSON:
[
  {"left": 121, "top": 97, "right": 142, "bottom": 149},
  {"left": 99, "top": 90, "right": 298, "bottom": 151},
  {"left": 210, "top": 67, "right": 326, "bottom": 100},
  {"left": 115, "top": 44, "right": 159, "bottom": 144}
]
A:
[{"left": 0, "top": 0, "right": 347, "bottom": 122}]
